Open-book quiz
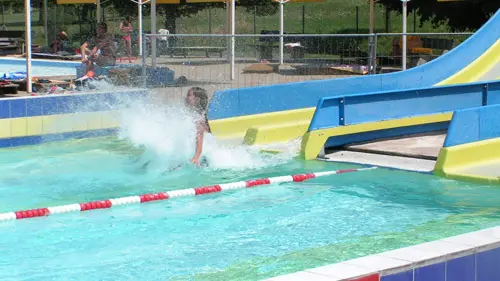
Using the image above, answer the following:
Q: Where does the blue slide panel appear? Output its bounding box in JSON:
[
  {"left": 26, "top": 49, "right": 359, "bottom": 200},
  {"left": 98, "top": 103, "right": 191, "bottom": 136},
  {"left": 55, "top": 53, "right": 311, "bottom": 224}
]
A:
[
  {"left": 444, "top": 104, "right": 500, "bottom": 147},
  {"left": 308, "top": 81, "right": 500, "bottom": 132},
  {"left": 486, "top": 81, "right": 500, "bottom": 105},
  {"left": 343, "top": 83, "right": 484, "bottom": 125},
  {"left": 208, "top": 10, "right": 500, "bottom": 121}
]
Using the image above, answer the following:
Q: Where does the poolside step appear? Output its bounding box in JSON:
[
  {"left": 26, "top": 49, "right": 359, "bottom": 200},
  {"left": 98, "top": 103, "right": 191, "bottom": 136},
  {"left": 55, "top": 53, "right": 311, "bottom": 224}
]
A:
[{"left": 322, "top": 150, "right": 436, "bottom": 173}]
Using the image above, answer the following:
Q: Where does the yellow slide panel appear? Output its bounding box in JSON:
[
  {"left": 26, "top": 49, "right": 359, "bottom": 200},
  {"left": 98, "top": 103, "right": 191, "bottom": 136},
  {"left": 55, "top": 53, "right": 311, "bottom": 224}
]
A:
[{"left": 434, "top": 137, "right": 500, "bottom": 184}]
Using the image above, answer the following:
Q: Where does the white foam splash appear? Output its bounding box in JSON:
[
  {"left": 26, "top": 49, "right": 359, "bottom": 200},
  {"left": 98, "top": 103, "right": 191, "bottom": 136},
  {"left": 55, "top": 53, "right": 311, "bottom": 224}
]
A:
[{"left": 116, "top": 96, "right": 299, "bottom": 173}]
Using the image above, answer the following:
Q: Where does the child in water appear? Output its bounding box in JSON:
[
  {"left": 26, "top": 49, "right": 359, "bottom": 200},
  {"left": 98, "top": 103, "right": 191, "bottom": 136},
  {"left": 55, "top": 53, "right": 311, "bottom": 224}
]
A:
[{"left": 185, "top": 87, "right": 211, "bottom": 167}]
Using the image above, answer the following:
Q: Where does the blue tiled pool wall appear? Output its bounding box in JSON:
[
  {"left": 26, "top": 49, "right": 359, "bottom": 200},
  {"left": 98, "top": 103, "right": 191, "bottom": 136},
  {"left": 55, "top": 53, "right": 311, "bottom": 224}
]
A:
[
  {"left": 0, "top": 91, "right": 147, "bottom": 119},
  {"left": 0, "top": 90, "right": 147, "bottom": 148},
  {"left": 381, "top": 246, "right": 500, "bottom": 281}
]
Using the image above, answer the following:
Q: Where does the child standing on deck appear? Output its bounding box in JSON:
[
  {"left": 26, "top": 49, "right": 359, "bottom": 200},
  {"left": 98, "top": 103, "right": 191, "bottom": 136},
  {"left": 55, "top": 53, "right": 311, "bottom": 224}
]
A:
[
  {"left": 185, "top": 87, "right": 211, "bottom": 167},
  {"left": 119, "top": 16, "right": 133, "bottom": 63}
]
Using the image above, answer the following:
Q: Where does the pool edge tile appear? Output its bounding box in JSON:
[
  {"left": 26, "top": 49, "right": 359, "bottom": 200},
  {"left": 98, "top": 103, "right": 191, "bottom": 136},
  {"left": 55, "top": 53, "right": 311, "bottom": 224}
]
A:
[
  {"left": 265, "top": 270, "right": 342, "bottom": 281},
  {"left": 306, "top": 262, "right": 376, "bottom": 280}
]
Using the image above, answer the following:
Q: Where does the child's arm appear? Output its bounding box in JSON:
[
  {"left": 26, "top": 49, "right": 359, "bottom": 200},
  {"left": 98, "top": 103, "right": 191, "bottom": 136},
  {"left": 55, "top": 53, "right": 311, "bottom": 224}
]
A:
[{"left": 191, "top": 121, "right": 206, "bottom": 166}]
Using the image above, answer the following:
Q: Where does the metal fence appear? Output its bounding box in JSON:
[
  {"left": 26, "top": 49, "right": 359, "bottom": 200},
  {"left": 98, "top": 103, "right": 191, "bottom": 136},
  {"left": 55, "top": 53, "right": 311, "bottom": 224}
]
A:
[{"left": 140, "top": 32, "right": 471, "bottom": 93}]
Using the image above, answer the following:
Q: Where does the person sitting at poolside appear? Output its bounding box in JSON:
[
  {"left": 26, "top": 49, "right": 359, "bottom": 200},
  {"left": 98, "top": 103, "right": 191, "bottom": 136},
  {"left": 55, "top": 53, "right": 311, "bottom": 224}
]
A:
[
  {"left": 185, "top": 87, "right": 212, "bottom": 167},
  {"left": 42, "top": 31, "right": 72, "bottom": 54},
  {"left": 80, "top": 22, "right": 116, "bottom": 73}
]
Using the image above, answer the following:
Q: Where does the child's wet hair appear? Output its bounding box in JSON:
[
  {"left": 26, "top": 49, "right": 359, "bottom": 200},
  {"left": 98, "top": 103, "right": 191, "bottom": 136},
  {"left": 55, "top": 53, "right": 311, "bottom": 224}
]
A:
[{"left": 189, "top": 87, "right": 209, "bottom": 114}]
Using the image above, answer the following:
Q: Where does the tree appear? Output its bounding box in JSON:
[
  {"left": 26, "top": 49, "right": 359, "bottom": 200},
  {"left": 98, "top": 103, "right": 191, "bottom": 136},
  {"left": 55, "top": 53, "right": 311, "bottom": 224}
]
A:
[
  {"left": 376, "top": 0, "right": 499, "bottom": 31},
  {"left": 106, "top": 0, "right": 279, "bottom": 34}
]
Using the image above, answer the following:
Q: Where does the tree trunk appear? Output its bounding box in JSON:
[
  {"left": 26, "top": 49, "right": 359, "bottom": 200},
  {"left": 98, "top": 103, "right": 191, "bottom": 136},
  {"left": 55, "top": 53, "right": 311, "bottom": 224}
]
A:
[{"left": 163, "top": 6, "right": 177, "bottom": 34}]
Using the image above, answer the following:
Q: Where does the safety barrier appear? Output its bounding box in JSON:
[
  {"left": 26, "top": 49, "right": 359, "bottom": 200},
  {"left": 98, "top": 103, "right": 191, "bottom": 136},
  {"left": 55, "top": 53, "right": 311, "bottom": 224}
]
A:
[
  {"left": 301, "top": 80, "right": 500, "bottom": 160},
  {"left": 435, "top": 103, "right": 500, "bottom": 184},
  {"left": 0, "top": 167, "right": 376, "bottom": 222}
]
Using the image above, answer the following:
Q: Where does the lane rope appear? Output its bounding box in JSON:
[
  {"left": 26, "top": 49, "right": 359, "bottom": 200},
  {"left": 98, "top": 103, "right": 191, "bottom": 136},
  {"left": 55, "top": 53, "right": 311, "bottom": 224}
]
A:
[{"left": 0, "top": 167, "right": 376, "bottom": 222}]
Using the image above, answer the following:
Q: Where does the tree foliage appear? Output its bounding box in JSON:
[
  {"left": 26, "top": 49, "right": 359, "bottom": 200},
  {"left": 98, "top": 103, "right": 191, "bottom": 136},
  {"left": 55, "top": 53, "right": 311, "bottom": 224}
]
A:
[
  {"left": 105, "top": 0, "right": 279, "bottom": 33},
  {"left": 376, "top": 0, "right": 499, "bottom": 31}
]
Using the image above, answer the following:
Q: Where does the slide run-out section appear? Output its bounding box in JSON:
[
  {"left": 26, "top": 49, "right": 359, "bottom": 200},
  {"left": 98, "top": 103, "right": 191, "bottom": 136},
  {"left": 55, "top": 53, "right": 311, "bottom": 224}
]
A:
[
  {"left": 207, "top": 9, "right": 500, "bottom": 145},
  {"left": 301, "top": 80, "right": 500, "bottom": 160},
  {"left": 435, "top": 104, "right": 500, "bottom": 184}
]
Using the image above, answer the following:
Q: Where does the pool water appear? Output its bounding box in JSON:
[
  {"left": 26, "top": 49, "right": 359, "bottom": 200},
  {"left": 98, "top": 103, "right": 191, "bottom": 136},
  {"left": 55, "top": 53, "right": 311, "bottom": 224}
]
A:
[
  {"left": 1, "top": 135, "right": 500, "bottom": 281},
  {"left": 0, "top": 58, "right": 78, "bottom": 77}
]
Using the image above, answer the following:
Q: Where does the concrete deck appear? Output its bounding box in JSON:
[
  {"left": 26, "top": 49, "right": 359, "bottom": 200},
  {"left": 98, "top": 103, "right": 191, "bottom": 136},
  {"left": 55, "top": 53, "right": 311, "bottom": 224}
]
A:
[
  {"left": 344, "top": 131, "right": 447, "bottom": 160},
  {"left": 323, "top": 150, "right": 436, "bottom": 173},
  {"left": 321, "top": 132, "right": 448, "bottom": 172}
]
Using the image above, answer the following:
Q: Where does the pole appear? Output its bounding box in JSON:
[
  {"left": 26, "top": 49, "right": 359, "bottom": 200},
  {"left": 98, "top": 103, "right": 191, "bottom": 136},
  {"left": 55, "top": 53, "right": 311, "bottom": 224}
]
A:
[
  {"left": 356, "top": 6, "right": 359, "bottom": 33},
  {"left": 279, "top": 0, "right": 284, "bottom": 65},
  {"left": 25, "top": 0, "right": 32, "bottom": 93},
  {"left": 413, "top": 10, "right": 416, "bottom": 32},
  {"left": 402, "top": 0, "right": 408, "bottom": 70},
  {"left": 253, "top": 5, "right": 256, "bottom": 59},
  {"left": 43, "top": 0, "right": 48, "bottom": 46},
  {"left": 151, "top": 0, "right": 157, "bottom": 68},
  {"left": 302, "top": 5, "right": 305, "bottom": 34},
  {"left": 385, "top": 6, "right": 390, "bottom": 33},
  {"left": 96, "top": 0, "right": 101, "bottom": 23},
  {"left": 209, "top": 6, "right": 212, "bottom": 34},
  {"left": 142, "top": 32, "right": 147, "bottom": 87},
  {"left": 138, "top": 0, "right": 142, "bottom": 56},
  {"left": 1, "top": 4, "right": 6, "bottom": 30},
  {"left": 253, "top": 5, "right": 256, "bottom": 34},
  {"left": 230, "top": 0, "right": 235, "bottom": 80},
  {"left": 369, "top": 0, "right": 374, "bottom": 34}
]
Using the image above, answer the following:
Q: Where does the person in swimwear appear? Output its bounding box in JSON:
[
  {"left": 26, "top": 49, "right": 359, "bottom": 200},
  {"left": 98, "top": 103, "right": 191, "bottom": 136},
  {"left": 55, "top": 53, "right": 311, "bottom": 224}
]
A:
[
  {"left": 185, "top": 87, "right": 211, "bottom": 167},
  {"left": 80, "top": 22, "right": 116, "bottom": 73},
  {"left": 119, "top": 16, "right": 133, "bottom": 63}
]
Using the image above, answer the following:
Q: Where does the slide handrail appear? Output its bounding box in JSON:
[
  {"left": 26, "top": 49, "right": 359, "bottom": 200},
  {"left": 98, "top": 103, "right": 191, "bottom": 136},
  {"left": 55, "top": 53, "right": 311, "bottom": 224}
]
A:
[{"left": 308, "top": 80, "right": 500, "bottom": 132}]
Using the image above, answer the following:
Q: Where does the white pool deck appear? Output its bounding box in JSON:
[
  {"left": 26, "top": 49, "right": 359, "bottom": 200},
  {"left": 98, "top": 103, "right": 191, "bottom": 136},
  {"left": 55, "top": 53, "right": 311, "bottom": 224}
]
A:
[{"left": 263, "top": 226, "right": 500, "bottom": 280}]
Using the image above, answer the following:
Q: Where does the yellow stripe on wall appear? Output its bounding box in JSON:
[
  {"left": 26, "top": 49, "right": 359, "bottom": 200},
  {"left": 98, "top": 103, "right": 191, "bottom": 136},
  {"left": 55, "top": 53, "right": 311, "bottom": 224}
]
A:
[
  {"left": 0, "top": 110, "right": 122, "bottom": 140},
  {"left": 0, "top": 119, "right": 11, "bottom": 139},
  {"left": 209, "top": 107, "right": 315, "bottom": 142}
]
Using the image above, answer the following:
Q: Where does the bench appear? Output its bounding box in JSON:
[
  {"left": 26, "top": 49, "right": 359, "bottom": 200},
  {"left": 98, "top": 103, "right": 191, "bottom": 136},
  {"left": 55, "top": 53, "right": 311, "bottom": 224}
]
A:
[
  {"left": 0, "top": 83, "right": 18, "bottom": 95},
  {"left": 0, "top": 31, "right": 25, "bottom": 55},
  {"left": 166, "top": 46, "right": 225, "bottom": 58}
]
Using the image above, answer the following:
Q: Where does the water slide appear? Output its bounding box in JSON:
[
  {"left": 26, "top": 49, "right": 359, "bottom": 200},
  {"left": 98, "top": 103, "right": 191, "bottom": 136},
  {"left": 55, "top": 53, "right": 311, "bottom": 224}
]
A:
[
  {"left": 435, "top": 103, "right": 500, "bottom": 184},
  {"left": 207, "top": 9, "right": 500, "bottom": 147}
]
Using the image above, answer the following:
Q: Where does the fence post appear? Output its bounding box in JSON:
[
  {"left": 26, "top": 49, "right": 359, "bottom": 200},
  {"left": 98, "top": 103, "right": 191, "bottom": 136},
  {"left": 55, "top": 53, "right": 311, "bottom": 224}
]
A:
[
  {"left": 482, "top": 83, "right": 489, "bottom": 106},
  {"left": 339, "top": 97, "right": 345, "bottom": 126},
  {"left": 373, "top": 34, "right": 378, "bottom": 74},
  {"left": 368, "top": 34, "right": 375, "bottom": 75},
  {"left": 142, "top": 33, "right": 147, "bottom": 87}
]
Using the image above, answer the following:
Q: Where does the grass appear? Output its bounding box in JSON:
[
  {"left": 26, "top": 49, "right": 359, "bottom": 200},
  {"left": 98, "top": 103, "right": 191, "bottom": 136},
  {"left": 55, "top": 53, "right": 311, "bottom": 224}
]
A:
[{"left": 1, "top": 0, "right": 460, "bottom": 57}]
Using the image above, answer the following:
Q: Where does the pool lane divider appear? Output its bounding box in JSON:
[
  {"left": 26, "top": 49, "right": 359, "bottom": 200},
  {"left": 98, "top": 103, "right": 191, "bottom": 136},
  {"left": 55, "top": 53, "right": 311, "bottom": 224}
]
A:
[{"left": 0, "top": 167, "right": 376, "bottom": 222}]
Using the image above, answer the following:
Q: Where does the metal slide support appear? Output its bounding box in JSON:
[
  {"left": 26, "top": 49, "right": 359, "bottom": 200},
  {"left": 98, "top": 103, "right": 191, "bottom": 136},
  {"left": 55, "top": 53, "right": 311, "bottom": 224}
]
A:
[
  {"left": 151, "top": 0, "right": 157, "bottom": 69},
  {"left": 402, "top": 0, "right": 409, "bottom": 70},
  {"left": 230, "top": 0, "right": 235, "bottom": 80},
  {"left": 142, "top": 33, "right": 147, "bottom": 87},
  {"left": 25, "top": 0, "right": 32, "bottom": 93}
]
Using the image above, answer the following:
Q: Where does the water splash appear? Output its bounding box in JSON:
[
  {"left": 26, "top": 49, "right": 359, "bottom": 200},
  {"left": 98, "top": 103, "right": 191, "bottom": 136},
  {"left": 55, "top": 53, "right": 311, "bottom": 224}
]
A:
[{"left": 117, "top": 97, "right": 298, "bottom": 173}]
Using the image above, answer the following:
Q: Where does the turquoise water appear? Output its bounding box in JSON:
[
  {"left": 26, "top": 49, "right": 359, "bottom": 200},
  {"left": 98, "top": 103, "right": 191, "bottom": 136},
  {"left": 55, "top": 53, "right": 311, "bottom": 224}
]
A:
[
  {"left": 0, "top": 59, "right": 77, "bottom": 77},
  {"left": 1, "top": 137, "right": 500, "bottom": 281}
]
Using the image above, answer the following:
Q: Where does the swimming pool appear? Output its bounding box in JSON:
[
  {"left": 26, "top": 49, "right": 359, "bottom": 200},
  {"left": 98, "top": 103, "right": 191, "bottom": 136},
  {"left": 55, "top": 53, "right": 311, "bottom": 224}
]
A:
[
  {"left": 1, "top": 129, "right": 500, "bottom": 280},
  {"left": 0, "top": 58, "right": 79, "bottom": 77}
]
